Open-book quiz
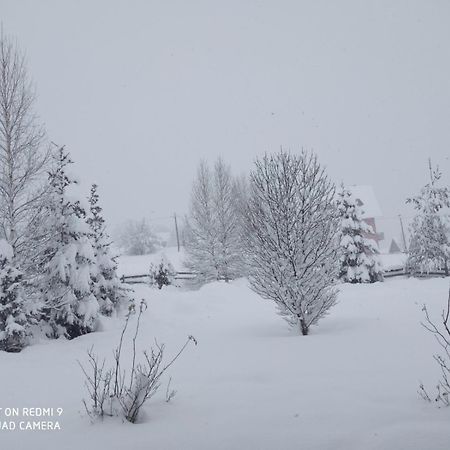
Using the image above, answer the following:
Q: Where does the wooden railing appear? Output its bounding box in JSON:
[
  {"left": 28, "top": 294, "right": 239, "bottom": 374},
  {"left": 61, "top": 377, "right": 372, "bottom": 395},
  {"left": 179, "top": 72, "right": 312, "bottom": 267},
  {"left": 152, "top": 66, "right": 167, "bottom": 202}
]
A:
[
  {"left": 120, "top": 271, "right": 196, "bottom": 284},
  {"left": 383, "top": 267, "right": 447, "bottom": 278},
  {"left": 120, "top": 268, "right": 448, "bottom": 285}
]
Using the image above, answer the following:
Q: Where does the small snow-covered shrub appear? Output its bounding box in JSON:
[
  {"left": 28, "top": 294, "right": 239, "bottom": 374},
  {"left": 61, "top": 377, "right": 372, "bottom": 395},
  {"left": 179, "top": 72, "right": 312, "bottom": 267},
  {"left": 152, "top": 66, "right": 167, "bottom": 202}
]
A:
[
  {"left": 79, "top": 300, "right": 197, "bottom": 423},
  {"left": 149, "top": 257, "right": 176, "bottom": 289},
  {"left": 419, "top": 289, "right": 450, "bottom": 407}
]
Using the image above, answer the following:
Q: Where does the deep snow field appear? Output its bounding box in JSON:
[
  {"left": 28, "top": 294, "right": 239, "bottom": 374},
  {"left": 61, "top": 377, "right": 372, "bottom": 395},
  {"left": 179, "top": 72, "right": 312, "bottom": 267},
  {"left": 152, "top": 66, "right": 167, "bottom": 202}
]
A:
[{"left": 0, "top": 255, "right": 449, "bottom": 449}]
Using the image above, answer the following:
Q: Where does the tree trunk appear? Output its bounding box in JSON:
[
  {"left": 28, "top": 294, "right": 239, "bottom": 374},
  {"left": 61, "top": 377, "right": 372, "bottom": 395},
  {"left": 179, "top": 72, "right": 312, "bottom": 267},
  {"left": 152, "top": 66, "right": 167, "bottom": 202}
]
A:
[{"left": 299, "top": 319, "right": 309, "bottom": 336}]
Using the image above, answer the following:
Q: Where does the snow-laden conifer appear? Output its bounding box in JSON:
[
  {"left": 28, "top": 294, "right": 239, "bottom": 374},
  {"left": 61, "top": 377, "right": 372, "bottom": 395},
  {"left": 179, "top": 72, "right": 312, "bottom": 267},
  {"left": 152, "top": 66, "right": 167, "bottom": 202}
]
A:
[
  {"left": 337, "top": 184, "right": 383, "bottom": 283},
  {"left": 87, "top": 184, "right": 129, "bottom": 315},
  {"left": 0, "top": 239, "right": 33, "bottom": 352},
  {"left": 39, "top": 148, "right": 99, "bottom": 338},
  {"left": 149, "top": 255, "right": 176, "bottom": 289},
  {"left": 243, "top": 150, "right": 340, "bottom": 335},
  {"left": 407, "top": 161, "right": 450, "bottom": 275}
]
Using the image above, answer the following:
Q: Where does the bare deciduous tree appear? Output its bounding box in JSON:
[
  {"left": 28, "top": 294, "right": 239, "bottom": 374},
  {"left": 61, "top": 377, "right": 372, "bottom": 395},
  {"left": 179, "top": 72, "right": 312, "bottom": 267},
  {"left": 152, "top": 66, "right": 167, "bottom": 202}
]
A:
[
  {"left": 0, "top": 31, "right": 49, "bottom": 260},
  {"left": 184, "top": 158, "right": 244, "bottom": 284},
  {"left": 243, "top": 150, "right": 340, "bottom": 335}
]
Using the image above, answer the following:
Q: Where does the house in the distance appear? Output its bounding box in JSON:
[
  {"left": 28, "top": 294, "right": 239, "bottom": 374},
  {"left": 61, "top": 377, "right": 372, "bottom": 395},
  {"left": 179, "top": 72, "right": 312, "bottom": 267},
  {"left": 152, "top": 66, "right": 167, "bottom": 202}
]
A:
[
  {"left": 348, "top": 185, "right": 384, "bottom": 246},
  {"left": 388, "top": 238, "right": 402, "bottom": 254}
]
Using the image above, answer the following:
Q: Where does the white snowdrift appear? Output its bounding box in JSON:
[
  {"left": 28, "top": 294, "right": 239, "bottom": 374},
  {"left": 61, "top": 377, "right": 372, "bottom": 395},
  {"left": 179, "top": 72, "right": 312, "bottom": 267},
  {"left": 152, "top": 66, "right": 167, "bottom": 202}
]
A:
[{"left": 0, "top": 275, "right": 448, "bottom": 449}]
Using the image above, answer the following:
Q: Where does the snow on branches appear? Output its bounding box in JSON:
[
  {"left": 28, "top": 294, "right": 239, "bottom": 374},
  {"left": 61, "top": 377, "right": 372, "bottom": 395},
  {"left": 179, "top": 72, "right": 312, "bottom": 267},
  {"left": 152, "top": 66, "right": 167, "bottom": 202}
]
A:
[
  {"left": 337, "top": 185, "right": 383, "bottom": 283},
  {"left": 87, "top": 184, "right": 129, "bottom": 315},
  {"left": 0, "top": 240, "right": 34, "bottom": 352},
  {"left": 407, "top": 161, "right": 450, "bottom": 276},
  {"left": 39, "top": 148, "right": 99, "bottom": 339},
  {"left": 243, "top": 150, "right": 340, "bottom": 335},
  {"left": 184, "top": 158, "right": 244, "bottom": 284}
]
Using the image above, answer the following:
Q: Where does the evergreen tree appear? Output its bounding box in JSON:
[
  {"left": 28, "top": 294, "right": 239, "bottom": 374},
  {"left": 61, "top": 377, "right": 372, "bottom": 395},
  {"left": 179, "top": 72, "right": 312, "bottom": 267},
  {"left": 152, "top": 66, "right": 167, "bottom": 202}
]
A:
[
  {"left": 39, "top": 148, "right": 99, "bottom": 339},
  {"left": 407, "top": 161, "right": 450, "bottom": 276},
  {"left": 149, "top": 255, "right": 176, "bottom": 289},
  {"left": 0, "top": 240, "right": 33, "bottom": 352},
  {"left": 87, "top": 184, "right": 129, "bottom": 315},
  {"left": 337, "top": 184, "right": 383, "bottom": 283}
]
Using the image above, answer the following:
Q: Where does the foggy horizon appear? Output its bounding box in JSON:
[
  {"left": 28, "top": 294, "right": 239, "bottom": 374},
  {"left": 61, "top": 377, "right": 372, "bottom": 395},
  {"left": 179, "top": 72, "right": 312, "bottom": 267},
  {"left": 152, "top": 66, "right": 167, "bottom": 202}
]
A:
[{"left": 2, "top": 0, "right": 449, "bottom": 230}]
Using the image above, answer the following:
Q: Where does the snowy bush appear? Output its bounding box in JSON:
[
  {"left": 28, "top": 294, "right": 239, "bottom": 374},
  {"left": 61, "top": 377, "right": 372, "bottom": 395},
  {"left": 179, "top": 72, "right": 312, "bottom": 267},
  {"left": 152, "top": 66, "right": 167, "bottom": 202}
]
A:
[
  {"left": 149, "top": 256, "right": 176, "bottom": 289},
  {"left": 115, "top": 219, "right": 162, "bottom": 256},
  {"left": 407, "top": 161, "right": 450, "bottom": 276},
  {"left": 419, "top": 288, "right": 450, "bottom": 407},
  {"left": 243, "top": 150, "right": 340, "bottom": 335},
  {"left": 184, "top": 158, "right": 244, "bottom": 285},
  {"left": 337, "top": 184, "right": 383, "bottom": 283},
  {"left": 79, "top": 300, "right": 197, "bottom": 423},
  {"left": 0, "top": 240, "right": 34, "bottom": 352}
]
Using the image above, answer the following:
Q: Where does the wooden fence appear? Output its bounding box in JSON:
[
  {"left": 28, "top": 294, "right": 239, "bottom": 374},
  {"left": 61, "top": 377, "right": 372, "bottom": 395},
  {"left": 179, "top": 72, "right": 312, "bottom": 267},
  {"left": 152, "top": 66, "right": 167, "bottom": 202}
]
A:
[
  {"left": 383, "top": 267, "right": 447, "bottom": 279},
  {"left": 120, "top": 268, "right": 448, "bottom": 285},
  {"left": 120, "top": 271, "right": 196, "bottom": 285}
]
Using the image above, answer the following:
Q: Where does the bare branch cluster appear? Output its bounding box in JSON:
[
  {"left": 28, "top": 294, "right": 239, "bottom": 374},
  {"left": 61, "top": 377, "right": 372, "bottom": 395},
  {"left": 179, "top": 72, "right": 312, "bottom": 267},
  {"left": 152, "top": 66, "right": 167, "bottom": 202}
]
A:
[
  {"left": 419, "top": 288, "right": 450, "bottom": 407},
  {"left": 79, "top": 299, "right": 197, "bottom": 423}
]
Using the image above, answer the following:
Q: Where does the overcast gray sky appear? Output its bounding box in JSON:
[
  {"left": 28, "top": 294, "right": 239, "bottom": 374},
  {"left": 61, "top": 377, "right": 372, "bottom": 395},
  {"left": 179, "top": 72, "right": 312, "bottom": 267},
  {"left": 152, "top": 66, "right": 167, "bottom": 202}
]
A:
[{"left": 2, "top": 0, "right": 450, "bottom": 230}]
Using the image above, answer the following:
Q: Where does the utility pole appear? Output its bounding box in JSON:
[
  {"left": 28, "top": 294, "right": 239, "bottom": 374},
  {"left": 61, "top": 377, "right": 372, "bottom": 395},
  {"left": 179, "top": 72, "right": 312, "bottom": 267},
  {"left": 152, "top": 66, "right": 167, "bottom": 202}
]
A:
[
  {"left": 428, "top": 158, "right": 433, "bottom": 182},
  {"left": 173, "top": 213, "right": 180, "bottom": 252},
  {"left": 399, "top": 214, "right": 407, "bottom": 253}
]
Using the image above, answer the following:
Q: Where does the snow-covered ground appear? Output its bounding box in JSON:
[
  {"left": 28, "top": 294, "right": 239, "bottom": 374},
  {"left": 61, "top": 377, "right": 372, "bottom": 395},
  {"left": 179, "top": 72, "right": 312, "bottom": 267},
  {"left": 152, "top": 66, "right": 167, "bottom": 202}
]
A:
[
  {"left": 118, "top": 247, "right": 409, "bottom": 276},
  {"left": 380, "top": 252, "right": 408, "bottom": 271},
  {"left": 0, "top": 263, "right": 449, "bottom": 449},
  {"left": 117, "top": 247, "right": 187, "bottom": 276}
]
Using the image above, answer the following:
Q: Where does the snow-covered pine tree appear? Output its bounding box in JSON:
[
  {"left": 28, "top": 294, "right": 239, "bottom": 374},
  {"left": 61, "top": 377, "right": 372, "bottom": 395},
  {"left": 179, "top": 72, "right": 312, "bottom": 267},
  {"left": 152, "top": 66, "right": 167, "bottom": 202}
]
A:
[
  {"left": 149, "top": 255, "right": 176, "bottom": 289},
  {"left": 337, "top": 184, "right": 383, "bottom": 283},
  {"left": 39, "top": 148, "right": 99, "bottom": 339},
  {"left": 184, "top": 158, "right": 243, "bottom": 285},
  {"left": 0, "top": 240, "right": 33, "bottom": 352},
  {"left": 243, "top": 150, "right": 340, "bottom": 335},
  {"left": 87, "top": 184, "right": 129, "bottom": 315},
  {"left": 407, "top": 161, "right": 450, "bottom": 276}
]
